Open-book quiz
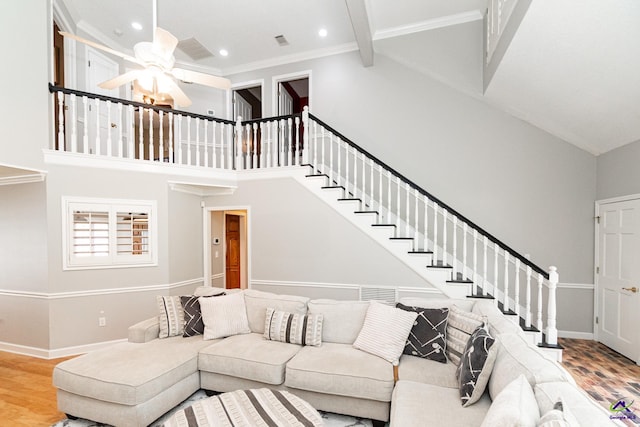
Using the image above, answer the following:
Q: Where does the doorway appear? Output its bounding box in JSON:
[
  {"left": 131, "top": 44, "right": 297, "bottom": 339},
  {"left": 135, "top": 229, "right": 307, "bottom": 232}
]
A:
[
  {"left": 53, "top": 22, "right": 65, "bottom": 150},
  {"left": 207, "top": 208, "right": 249, "bottom": 290},
  {"left": 595, "top": 196, "right": 640, "bottom": 365}
]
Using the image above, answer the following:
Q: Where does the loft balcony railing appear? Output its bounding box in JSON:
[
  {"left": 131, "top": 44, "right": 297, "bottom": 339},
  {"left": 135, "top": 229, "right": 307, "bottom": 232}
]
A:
[{"left": 49, "top": 84, "right": 560, "bottom": 346}]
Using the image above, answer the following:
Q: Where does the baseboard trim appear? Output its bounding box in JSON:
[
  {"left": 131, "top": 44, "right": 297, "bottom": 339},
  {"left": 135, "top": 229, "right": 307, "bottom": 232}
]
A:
[
  {"left": 0, "top": 338, "right": 127, "bottom": 360},
  {"left": 558, "top": 330, "right": 594, "bottom": 340}
]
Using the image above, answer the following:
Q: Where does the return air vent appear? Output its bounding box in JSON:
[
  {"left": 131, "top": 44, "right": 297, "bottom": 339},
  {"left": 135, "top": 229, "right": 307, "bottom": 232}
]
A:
[
  {"left": 177, "top": 37, "right": 214, "bottom": 60},
  {"left": 274, "top": 34, "right": 289, "bottom": 46},
  {"left": 360, "top": 286, "right": 397, "bottom": 304}
]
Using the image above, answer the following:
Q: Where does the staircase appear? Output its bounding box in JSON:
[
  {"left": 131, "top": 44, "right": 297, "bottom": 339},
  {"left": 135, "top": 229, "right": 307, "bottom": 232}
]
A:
[{"left": 49, "top": 85, "right": 562, "bottom": 359}]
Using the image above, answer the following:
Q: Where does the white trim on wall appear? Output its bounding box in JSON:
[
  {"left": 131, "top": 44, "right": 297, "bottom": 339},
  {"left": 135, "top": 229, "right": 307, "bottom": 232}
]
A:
[
  {"left": 0, "top": 278, "right": 203, "bottom": 300},
  {"left": 558, "top": 330, "right": 594, "bottom": 340}
]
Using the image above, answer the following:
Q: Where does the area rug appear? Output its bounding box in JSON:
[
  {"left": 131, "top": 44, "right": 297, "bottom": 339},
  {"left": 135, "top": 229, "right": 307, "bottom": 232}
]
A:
[{"left": 51, "top": 390, "right": 380, "bottom": 427}]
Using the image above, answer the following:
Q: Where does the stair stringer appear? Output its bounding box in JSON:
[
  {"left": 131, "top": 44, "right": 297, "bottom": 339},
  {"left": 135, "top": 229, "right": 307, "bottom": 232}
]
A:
[{"left": 294, "top": 173, "right": 469, "bottom": 299}]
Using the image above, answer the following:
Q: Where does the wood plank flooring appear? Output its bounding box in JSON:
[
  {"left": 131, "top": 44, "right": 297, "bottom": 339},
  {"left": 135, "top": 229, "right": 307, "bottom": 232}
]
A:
[
  {"left": 0, "top": 352, "right": 75, "bottom": 427},
  {"left": 0, "top": 339, "right": 638, "bottom": 426}
]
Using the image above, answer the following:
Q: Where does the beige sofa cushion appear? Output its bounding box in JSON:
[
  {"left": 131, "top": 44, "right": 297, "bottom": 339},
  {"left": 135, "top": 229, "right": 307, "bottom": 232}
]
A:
[
  {"left": 285, "top": 342, "right": 394, "bottom": 402},
  {"left": 397, "top": 354, "right": 458, "bottom": 388},
  {"left": 198, "top": 333, "right": 301, "bottom": 385},
  {"left": 53, "top": 336, "right": 213, "bottom": 406},
  {"left": 390, "top": 380, "right": 491, "bottom": 427},
  {"left": 472, "top": 300, "right": 526, "bottom": 338},
  {"left": 535, "top": 382, "right": 620, "bottom": 426},
  {"left": 244, "top": 290, "right": 309, "bottom": 334},
  {"left": 307, "top": 299, "right": 370, "bottom": 344},
  {"left": 489, "top": 333, "right": 574, "bottom": 400},
  {"left": 480, "top": 374, "right": 540, "bottom": 427}
]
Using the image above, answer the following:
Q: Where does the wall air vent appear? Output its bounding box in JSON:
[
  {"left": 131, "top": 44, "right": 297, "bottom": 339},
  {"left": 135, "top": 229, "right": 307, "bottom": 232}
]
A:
[
  {"left": 360, "top": 286, "right": 397, "bottom": 304},
  {"left": 177, "top": 37, "right": 214, "bottom": 61},
  {"left": 274, "top": 35, "right": 289, "bottom": 46}
]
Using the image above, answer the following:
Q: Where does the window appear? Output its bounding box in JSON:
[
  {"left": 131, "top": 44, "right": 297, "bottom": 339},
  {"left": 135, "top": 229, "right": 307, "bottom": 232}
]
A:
[{"left": 63, "top": 197, "right": 157, "bottom": 269}]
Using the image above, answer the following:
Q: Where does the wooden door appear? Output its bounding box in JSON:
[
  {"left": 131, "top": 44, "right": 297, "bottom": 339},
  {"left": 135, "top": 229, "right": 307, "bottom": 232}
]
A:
[
  {"left": 596, "top": 198, "right": 640, "bottom": 364},
  {"left": 225, "top": 215, "right": 241, "bottom": 289}
]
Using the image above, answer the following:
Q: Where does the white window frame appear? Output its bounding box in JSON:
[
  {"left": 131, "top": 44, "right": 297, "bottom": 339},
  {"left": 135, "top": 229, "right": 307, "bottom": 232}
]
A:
[{"left": 62, "top": 197, "right": 158, "bottom": 270}]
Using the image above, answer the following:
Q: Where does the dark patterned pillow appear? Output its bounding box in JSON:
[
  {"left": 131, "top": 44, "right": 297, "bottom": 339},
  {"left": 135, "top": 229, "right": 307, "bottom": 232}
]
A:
[
  {"left": 181, "top": 292, "right": 225, "bottom": 337},
  {"left": 396, "top": 303, "right": 449, "bottom": 363},
  {"left": 458, "top": 324, "right": 498, "bottom": 407}
]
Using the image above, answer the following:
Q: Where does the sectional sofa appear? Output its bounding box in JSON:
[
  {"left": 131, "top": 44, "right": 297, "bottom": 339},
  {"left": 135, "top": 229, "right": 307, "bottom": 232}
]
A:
[{"left": 53, "top": 287, "right": 621, "bottom": 427}]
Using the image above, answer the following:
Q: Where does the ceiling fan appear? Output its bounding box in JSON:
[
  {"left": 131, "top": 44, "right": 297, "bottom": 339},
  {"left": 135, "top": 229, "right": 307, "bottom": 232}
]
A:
[{"left": 59, "top": 1, "right": 230, "bottom": 108}]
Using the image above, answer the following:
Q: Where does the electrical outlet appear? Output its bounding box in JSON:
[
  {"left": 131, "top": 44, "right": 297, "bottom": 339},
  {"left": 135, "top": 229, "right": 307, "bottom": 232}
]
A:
[{"left": 98, "top": 317, "right": 106, "bottom": 327}]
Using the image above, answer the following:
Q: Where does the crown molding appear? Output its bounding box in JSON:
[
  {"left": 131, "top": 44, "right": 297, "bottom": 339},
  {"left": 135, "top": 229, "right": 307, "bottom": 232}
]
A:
[
  {"left": 373, "top": 10, "right": 483, "bottom": 41},
  {"left": 0, "top": 173, "right": 46, "bottom": 187}
]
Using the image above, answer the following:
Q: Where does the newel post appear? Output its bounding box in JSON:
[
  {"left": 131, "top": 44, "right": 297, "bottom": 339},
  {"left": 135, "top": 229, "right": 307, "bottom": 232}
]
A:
[
  {"left": 546, "top": 266, "right": 559, "bottom": 345},
  {"left": 302, "top": 106, "right": 309, "bottom": 165},
  {"left": 235, "top": 116, "right": 243, "bottom": 170}
]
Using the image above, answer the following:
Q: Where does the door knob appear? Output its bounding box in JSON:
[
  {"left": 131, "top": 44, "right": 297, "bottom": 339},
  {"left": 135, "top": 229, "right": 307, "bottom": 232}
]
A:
[{"left": 622, "top": 287, "right": 638, "bottom": 293}]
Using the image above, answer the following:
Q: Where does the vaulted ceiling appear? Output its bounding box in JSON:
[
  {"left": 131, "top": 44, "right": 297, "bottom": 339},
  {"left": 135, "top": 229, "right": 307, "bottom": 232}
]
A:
[{"left": 57, "top": 0, "right": 640, "bottom": 156}]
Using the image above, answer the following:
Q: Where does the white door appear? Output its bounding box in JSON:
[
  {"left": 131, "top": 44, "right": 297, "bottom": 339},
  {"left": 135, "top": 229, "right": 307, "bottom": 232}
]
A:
[
  {"left": 596, "top": 197, "right": 640, "bottom": 364},
  {"left": 86, "top": 47, "right": 119, "bottom": 155}
]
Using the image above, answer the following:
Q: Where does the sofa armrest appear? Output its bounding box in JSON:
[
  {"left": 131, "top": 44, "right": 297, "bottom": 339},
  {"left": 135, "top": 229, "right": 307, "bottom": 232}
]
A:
[{"left": 128, "top": 317, "right": 160, "bottom": 343}]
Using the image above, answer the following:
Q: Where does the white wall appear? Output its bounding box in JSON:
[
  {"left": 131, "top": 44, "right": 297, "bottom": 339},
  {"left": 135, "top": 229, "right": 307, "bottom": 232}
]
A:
[
  {"left": 0, "top": 0, "right": 51, "bottom": 169},
  {"left": 596, "top": 139, "right": 640, "bottom": 200},
  {"left": 205, "top": 177, "right": 436, "bottom": 292}
]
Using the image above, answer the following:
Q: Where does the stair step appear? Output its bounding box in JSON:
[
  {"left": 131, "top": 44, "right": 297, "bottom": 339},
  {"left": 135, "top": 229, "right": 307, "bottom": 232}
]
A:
[
  {"left": 372, "top": 223, "right": 396, "bottom": 228},
  {"left": 338, "top": 198, "right": 361, "bottom": 202},
  {"left": 496, "top": 301, "right": 517, "bottom": 316},
  {"left": 354, "top": 210, "right": 379, "bottom": 215},
  {"left": 519, "top": 317, "right": 540, "bottom": 333},
  {"left": 408, "top": 250, "right": 433, "bottom": 255},
  {"left": 427, "top": 261, "right": 452, "bottom": 269},
  {"left": 305, "top": 173, "right": 328, "bottom": 178},
  {"left": 321, "top": 185, "right": 345, "bottom": 190},
  {"left": 447, "top": 272, "right": 473, "bottom": 284},
  {"left": 467, "top": 293, "right": 495, "bottom": 299},
  {"left": 390, "top": 237, "right": 413, "bottom": 241}
]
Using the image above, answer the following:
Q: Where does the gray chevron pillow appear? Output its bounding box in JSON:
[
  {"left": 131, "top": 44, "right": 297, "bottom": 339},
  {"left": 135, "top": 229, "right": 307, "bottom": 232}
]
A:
[
  {"left": 181, "top": 292, "right": 225, "bottom": 337},
  {"left": 396, "top": 303, "right": 449, "bottom": 363}
]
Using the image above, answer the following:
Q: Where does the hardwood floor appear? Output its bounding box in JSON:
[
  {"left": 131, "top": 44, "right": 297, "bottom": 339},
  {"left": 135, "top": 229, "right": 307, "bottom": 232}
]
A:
[
  {"left": 0, "top": 352, "right": 75, "bottom": 427},
  {"left": 0, "top": 339, "right": 638, "bottom": 426}
]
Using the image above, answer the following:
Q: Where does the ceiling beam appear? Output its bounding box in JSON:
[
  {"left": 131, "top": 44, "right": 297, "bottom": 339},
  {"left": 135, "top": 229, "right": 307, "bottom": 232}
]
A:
[{"left": 345, "top": 0, "right": 374, "bottom": 67}]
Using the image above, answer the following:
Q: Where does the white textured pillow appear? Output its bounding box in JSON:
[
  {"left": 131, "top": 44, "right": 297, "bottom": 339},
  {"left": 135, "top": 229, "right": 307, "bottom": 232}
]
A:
[
  {"left": 481, "top": 374, "right": 540, "bottom": 427},
  {"left": 353, "top": 301, "right": 418, "bottom": 363},
  {"left": 200, "top": 292, "right": 251, "bottom": 340}
]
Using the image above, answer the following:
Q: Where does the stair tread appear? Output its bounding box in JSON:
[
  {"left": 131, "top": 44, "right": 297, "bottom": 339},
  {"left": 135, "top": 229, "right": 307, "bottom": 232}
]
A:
[
  {"left": 428, "top": 262, "right": 452, "bottom": 269},
  {"left": 372, "top": 223, "right": 396, "bottom": 227},
  {"left": 338, "top": 198, "right": 361, "bottom": 202},
  {"left": 390, "top": 237, "right": 414, "bottom": 240},
  {"left": 408, "top": 250, "right": 433, "bottom": 254},
  {"left": 467, "top": 293, "right": 495, "bottom": 299},
  {"left": 538, "top": 341, "right": 564, "bottom": 350},
  {"left": 305, "top": 174, "right": 328, "bottom": 178},
  {"left": 447, "top": 279, "right": 473, "bottom": 284},
  {"left": 354, "top": 210, "right": 379, "bottom": 215},
  {"left": 321, "top": 185, "right": 345, "bottom": 190}
]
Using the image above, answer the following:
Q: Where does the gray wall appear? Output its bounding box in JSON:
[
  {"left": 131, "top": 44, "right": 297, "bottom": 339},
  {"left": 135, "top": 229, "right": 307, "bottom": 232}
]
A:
[
  {"left": 596, "top": 139, "right": 640, "bottom": 200},
  {"left": 204, "top": 177, "right": 435, "bottom": 291}
]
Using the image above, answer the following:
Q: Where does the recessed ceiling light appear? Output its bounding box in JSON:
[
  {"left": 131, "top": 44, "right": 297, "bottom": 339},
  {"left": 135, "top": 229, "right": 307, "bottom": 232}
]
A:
[
  {"left": 219, "top": 49, "right": 229, "bottom": 57},
  {"left": 318, "top": 28, "right": 328, "bottom": 38},
  {"left": 131, "top": 22, "right": 143, "bottom": 31}
]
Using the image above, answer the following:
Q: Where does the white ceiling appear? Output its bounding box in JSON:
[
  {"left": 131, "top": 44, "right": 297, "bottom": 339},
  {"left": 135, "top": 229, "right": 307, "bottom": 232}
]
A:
[{"left": 58, "top": 0, "right": 640, "bottom": 156}]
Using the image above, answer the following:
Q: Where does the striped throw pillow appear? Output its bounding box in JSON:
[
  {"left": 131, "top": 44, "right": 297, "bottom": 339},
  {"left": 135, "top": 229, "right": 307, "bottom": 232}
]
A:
[
  {"left": 157, "top": 295, "right": 184, "bottom": 339},
  {"left": 353, "top": 301, "right": 418, "bottom": 364},
  {"left": 446, "top": 304, "right": 486, "bottom": 365},
  {"left": 264, "top": 308, "right": 323, "bottom": 346}
]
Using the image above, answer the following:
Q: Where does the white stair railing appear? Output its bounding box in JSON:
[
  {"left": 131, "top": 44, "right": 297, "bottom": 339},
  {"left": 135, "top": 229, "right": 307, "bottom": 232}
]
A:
[{"left": 50, "top": 86, "right": 560, "bottom": 345}]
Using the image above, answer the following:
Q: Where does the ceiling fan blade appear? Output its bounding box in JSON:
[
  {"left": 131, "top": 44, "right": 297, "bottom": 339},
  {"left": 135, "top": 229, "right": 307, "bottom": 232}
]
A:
[
  {"left": 164, "top": 79, "right": 192, "bottom": 107},
  {"left": 59, "top": 31, "right": 143, "bottom": 66},
  {"left": 153, "top": 27, "right": 178, "bottom": 58},
  {"left": 171, "top": 68, "right": 231, "bottom": 90},
  {"left": 98, "top": 70, "right": 141, "bottom": 90}
]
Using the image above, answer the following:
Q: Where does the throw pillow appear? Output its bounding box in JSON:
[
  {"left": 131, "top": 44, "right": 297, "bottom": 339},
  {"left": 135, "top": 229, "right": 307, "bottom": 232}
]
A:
[
  {"left": 200, "top": 292, "right": 251, "bottom": 340},
  {"left": 157, "top": 295, "right": 184, "bottom": 339},
  {"left": 480, "top": 374, "right": 540, "bottom": 427},
  {"left": 447, "top": 304, "right": 486, "bottom": 365},
  {"left": 263, "top": 308, "right": 324, "bottom": 346},
  {"left": 537, "top": 399, "right": 580, "bottom": 427},
  {"left": 181, "top": 292, "right": 225, "bottom": 337},
  {"left": 396, "top": 303, "right": 449, "bottom": 363},
  {"left": 353, "top": 301, "right": 418, "bottom": 364},
  {"left": 458, "top": 324, "right": 498, "bottom": 407}
]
